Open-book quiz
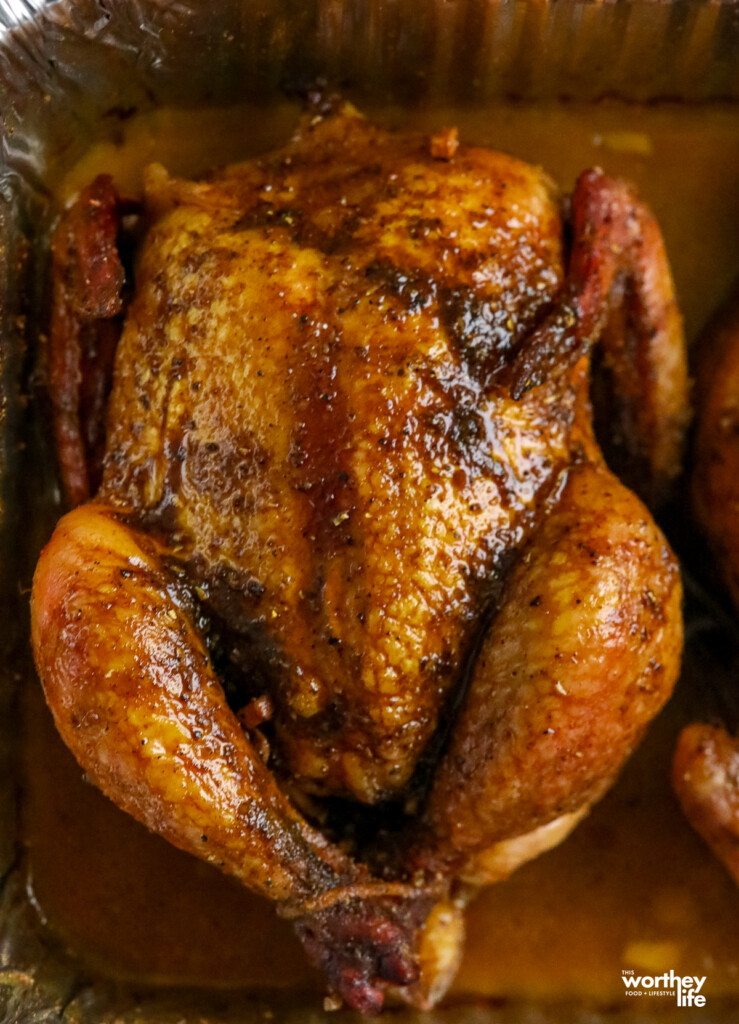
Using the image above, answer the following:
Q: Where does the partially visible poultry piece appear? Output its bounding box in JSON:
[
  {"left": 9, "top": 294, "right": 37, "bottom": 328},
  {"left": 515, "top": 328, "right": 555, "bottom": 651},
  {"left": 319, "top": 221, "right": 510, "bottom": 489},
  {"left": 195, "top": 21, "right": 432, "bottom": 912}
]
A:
[
  {"left": 673, "top": 724, "right": 739, "bottom": 884},
  {"left": 672, "top": 293, "right": 739, "bottom": 885},
  {"left": 691, "top": 294, "right": 739, "bottom": 608},
  {"left": 32, "top": 102, "right": 688, "bottom": 1012}
]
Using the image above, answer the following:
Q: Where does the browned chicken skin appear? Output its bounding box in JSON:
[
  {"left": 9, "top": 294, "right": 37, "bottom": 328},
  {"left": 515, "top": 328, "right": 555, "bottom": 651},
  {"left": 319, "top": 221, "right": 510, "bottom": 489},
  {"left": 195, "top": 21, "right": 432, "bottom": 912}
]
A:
[
  {"left": 690, "top": 295, "right": 739, "bottom": 610},
  {"left": 673, "top": 295, "right": 739, "bottom": 887},
  {"left": 32, "top": 103, "right": 687, "bottom": 1012}
]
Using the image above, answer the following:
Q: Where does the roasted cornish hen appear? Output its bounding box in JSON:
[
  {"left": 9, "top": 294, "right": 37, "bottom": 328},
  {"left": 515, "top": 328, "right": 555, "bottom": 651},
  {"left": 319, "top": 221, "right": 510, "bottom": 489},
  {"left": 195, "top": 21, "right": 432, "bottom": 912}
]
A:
[{"left": 32, "top": 103, "right": 687, "bottom": 1012}]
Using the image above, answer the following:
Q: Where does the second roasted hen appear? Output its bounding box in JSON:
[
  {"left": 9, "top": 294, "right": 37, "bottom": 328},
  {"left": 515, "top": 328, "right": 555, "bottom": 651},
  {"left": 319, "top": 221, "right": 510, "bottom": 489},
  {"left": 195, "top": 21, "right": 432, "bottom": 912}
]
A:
[
  {"left": 32, "top": 103, "right": 687, "bottom": 1011},
  {"left": 673, "top": 294, "right": 739, "bottom": 888}
]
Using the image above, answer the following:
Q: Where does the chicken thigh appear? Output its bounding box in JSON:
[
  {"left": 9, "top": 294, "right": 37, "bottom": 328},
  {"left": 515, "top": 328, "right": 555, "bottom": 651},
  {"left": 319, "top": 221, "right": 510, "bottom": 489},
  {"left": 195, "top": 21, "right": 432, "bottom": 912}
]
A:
[{"left": 32, "top": 103, "right": 686, "bottom": 1012}]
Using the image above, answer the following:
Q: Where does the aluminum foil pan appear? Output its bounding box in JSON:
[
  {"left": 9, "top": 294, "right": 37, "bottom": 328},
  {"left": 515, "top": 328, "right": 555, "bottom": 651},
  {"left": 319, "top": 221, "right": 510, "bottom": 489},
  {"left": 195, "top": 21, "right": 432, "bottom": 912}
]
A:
[{"left": 1, "top": 2, "right": 739, "bottom": 1022}]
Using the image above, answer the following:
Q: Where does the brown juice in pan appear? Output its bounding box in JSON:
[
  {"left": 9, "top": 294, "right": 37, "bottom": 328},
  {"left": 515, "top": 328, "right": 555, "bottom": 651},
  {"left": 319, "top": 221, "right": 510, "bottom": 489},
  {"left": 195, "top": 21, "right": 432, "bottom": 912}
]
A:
[{"left": 21, "top": 99, "right": 739, "bottom": 1003}]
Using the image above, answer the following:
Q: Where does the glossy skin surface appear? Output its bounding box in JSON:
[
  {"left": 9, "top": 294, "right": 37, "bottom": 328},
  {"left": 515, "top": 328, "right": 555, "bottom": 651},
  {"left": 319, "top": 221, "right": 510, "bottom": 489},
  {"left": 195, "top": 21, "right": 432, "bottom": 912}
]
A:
[
  {"left": 417, "top": 461, "right": 682, "bottom": 879},
  {"left": 673, "top": 297, "right": 739, "bottom": 886},
  {"left": 33, "top": 105, "right": 687, "bottom": 1012},
  {"left": 98, "top": 113, "right": 574, "bottom": 807}
]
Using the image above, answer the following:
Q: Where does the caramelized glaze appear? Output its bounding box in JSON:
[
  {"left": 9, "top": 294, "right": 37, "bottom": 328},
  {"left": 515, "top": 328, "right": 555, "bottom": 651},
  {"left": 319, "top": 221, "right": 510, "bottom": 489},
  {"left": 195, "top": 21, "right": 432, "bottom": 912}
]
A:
[{"left": 20, "top": 97, "right": 736, "bottom": 1007}]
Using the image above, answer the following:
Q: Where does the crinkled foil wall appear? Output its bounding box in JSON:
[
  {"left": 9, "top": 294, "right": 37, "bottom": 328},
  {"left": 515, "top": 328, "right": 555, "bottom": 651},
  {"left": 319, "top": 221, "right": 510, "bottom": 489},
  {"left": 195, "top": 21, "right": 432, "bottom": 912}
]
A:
[{"left": 1, "top": 2, "right": 738, "bottom": 1022}]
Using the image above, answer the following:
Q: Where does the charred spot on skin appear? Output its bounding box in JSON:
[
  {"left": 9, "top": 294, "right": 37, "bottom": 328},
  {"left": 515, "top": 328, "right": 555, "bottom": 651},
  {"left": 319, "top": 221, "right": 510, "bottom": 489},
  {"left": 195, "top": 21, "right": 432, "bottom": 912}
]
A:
[
  {"left": 231, "top": 204, "right": 304, "bottom": 234},
  {"left": 418, "top": 405, "right": 494, "bottom": 478},
  {"left": 363, "top": 261, "right": 434, "bottom": 314},
  {"left": 642, "top": 587, "right": 662, "bottom": 615},
  {"left": 406, "top": 216, "right": 443, "bottom": 241},
  {"left": 449, "top": 407, "right": 487, "bottom": 463},
  {"left": 440, "top": 288, "right": 521, "bottom": 382}
]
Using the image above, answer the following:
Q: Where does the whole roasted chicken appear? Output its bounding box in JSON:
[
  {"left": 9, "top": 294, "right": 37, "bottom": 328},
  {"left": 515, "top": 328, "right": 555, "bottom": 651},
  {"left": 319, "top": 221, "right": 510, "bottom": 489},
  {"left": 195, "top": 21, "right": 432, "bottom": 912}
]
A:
[{"left": 32, "top": 103, "right": 687, "bottom": 1012}]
